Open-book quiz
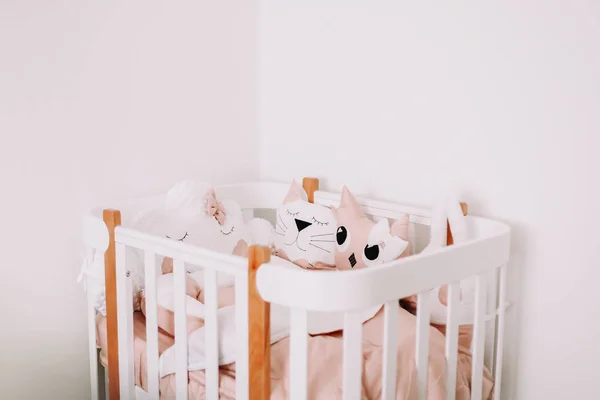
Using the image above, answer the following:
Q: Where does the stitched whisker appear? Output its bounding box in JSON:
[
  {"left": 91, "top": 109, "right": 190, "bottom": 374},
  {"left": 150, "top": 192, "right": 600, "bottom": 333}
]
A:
[
  {"left": 309, "top": 243, "right": 331, "bottom": 253},
  {"left": 278, "top": 214, "right": 288, "bottom": 229}
]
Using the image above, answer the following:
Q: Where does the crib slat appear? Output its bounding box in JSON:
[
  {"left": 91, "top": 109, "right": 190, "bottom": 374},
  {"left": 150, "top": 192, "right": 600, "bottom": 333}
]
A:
[
  {"left": 494, "top": 265, "right": 507, "bottom": 400},
  {"left": 204, "top": 268, "right": 220, "bottom": 399},
  {"left": 144, "top": 252, "right": 160, "bottom": 399},
  {"left": 484, "top": 269, "right": 498, "bottom": 374},
  {"left": 248, "top": 246, "right": 271, "bottom": 400},
  {"left": 103, "top": 210, "right": 121, "bottom": 400},
  {"left": 343, "top": 312, "right": 362, "bottom": 400},
  {"left": 445, "top": 282, "right": 460, "bottom": 400},
  {"left": 116, "top": 243, "right": 135, "bottom": 399},
  {"left": 382, "top": 300, "right": 399, "bottom": 400},
  {"left": 290, "top": 308, "right": 308, "bottom": 400},
  {"left": 86, "top": 260, "right": 99, "bottom": 400},
  {"left": 471, "top": 275, "right": 488, "bottom": 400},
  {"left": 235, "top": 275, "right": 249, "bottom": 400},
  {"left": 173, "top": 259, "right": 189, "bottom": 400},
  {"left": 104, "top": 367, "right": 109, "bottom": 399},
  {"left": 415, "top": 291, "right": 432, "bottom": 400}
]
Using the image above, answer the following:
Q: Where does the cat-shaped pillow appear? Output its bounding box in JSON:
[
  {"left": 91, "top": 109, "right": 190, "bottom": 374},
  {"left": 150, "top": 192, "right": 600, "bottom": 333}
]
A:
[
  {"left": 332, "top": 186, "right": 410, "bottom": 270},
  {"left": 163, "top": 182, "right": 243, "bottom": 256},
  {"left": 141, "top": 181, "right": 274, "bottom": 336},
  {"left": 273, "top": 180, "right": 337, "bottom": 269},
  {"left": 163, "top": 181, "right": 273, "bottom": 259}
]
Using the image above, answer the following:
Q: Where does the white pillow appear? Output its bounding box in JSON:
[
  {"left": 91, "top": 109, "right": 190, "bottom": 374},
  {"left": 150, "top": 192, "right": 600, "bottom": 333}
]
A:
[{"left": 274, "top": 180, "right": 336, "bottom": 269}]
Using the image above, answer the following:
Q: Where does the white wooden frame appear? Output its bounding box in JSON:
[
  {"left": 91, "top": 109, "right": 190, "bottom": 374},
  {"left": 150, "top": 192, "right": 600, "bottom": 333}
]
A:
[{"left": 83, "top": 178, "right": 511, "bottom": 400}]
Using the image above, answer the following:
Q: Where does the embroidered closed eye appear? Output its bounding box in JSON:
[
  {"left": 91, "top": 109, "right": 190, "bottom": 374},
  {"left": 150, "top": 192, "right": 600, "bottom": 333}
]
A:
[
  {"left": 220, "top": 226, "right": 235, "bottom": 236},
  {"left": 286, "top": 209, "right": 300, "bottom": 217},
  {"left": 311, "top": 217, "right": 329, "bottom": 226},
  {"left": 166, "top": 232, "right": 189, "bottom": 242}
]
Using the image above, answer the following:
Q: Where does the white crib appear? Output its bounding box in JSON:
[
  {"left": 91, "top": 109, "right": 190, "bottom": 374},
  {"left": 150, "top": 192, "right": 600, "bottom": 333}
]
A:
[{"left": 82, "top": 178, "right": 510, "bottom": 400}]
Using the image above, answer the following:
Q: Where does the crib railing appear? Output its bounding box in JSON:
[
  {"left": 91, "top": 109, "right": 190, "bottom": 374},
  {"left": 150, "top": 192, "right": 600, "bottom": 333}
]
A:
[
  {"left": 98, "top": 209, "right": 255, "bottom": 400},
  {"left": 85, "top": 181, "right": 510, "bottom": 400},
  {"left": 256, "top": 216, "right": 510, "bottom": 400}
]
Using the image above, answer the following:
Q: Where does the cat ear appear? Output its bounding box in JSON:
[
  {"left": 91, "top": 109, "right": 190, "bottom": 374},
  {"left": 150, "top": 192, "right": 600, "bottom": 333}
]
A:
[
  {"left": 390, "top": 214, "right": 410, "bottom": 241},
  {"left": 232, "top": 239, "right": 249, "bottom": 257},
  {"left": 283, "top": 179, "right": 308, "bottom": 204},
  {"left": 339, "top": 186, "right": 364, "bottom": 218},
  {"left": 382, "top": 236, "right": 409, "bottom": 261},
  {"left": 368, "top": 218, "right": 390, "bottom": 246}
]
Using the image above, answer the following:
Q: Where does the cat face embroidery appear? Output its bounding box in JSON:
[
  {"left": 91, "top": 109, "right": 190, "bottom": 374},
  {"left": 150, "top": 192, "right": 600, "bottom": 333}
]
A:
[
  {"left": 274, "top": 180, "right": 336, "bottom": 269},
  {"left": 332, "top": 186, "right": 410, "bottom": 271},
  {"left": 163, "top": 182, "right": 246, "bottom": 255}
]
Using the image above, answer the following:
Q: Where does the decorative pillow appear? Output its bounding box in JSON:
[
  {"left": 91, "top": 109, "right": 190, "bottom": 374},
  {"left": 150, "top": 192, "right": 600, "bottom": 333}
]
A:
[
  {"left": 162, "top": 181, "right": 273, "bottom": 259},
  {"left": 141, "top": 181, "right": 273, "bottom": 336},
  {"left": 422, "top": 196, "right": 474, "bottom": 327},
  {"left": 273, "top": 180, "right": 336, "bottom": 270},
  {"left": 331, "top": 186, "right": 410, "bottom": 270},
  {"left": 140, "top": 272, "right": 205, "bottom": 336},
  {"left": 163, "top": 182, "right": 244, "bottom": 255},
  {"left": 400, "top": 194, "right": 476, "bottom": 350}
]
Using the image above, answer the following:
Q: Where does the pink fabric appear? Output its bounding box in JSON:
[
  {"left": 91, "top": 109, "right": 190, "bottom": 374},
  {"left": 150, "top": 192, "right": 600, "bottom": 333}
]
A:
[
  {"left": 96, "top": 307, "right": 494, "bottom": 399},
  {"left": 148, "top": 256, "right": 238, "bottom": 337},
  {"left": 282, "top": 178, "right": 307, "bottom": 203},
  {"left": 139, "top": 275, "right": 236, "bottom": 337},
  {"left": 273, "top": 248, "right": 337, "bottom": 270},
  {"left": 332, "top": 186, "right": 410, "bottom": 270},
  {"left": 274, "top": 179, "right": 337, "bottom": 269},
  {"left": 204, "top": 187, "right": 226, "bottom": 225}
]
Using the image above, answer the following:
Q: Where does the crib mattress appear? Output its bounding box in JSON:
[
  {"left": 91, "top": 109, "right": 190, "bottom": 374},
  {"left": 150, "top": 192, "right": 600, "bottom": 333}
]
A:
[{"left": 96, "top": 308, "right": 493, "bottom": 399}]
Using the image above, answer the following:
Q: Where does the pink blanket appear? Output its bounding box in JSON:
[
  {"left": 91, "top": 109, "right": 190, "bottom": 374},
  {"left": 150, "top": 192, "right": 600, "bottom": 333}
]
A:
[{"left": 96, "top": 307, "right": 493, "bottom": 399}]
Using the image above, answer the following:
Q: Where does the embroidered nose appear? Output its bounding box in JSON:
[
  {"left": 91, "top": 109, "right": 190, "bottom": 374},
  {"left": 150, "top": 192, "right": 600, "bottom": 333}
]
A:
[
  {"left": 295, "top": 218, "right": 312, "bottom": 232},
  {"left": 348, "top": 253, "right": 357, "bottom": 268}
]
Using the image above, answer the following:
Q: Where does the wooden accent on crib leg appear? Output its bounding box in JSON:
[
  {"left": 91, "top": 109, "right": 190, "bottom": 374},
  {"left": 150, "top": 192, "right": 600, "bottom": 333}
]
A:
[
  {"left": 302, "top": 177, "right": 319, "bottom": 204},
  {"left": 248, "top": 245, "right": 272, "bottom": 400},
  {"left": 103, "top": 209, "right": 122, "bottom": 400},
  {"left": 446, "top": 202, "right": 468, "bottom": 245}
]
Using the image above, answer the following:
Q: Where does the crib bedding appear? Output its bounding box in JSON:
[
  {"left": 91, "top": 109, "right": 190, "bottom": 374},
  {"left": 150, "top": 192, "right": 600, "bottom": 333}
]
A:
[
  {"left": 155, "top": 255, "right": 383, "bottom": 376},
  {"left": 96, "top": 308, "right": 493, "bottom": 400}
]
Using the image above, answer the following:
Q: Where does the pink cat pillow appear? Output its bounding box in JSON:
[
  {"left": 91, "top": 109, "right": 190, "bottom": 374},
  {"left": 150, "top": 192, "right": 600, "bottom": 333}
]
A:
[
  {"left": 331, "top": 186, "right": 410, "bottom": 270},
  {"left": 273, "top": 180, "right": 337, "bottom": 270}
]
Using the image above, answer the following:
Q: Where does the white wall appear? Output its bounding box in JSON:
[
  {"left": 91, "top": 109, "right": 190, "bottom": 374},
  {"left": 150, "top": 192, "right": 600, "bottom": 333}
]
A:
[
  {"left": 3, "top": 1, "right": 598, "bottom": 398},
  {"left": 259, "top": 1, "right": 600, "bottom": 399},
  {"left": 0, "top": 1, "right": 258, "bottom": 398}
]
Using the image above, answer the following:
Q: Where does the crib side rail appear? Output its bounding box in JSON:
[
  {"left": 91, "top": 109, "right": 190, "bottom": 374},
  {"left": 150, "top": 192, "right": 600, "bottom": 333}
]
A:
[
  {"left": 256, "top": 218, "right": 510, "bottom": 312},
  {"left": 82, "top": 212, "right": 111, "bottom": 400},
  {"left": 103, "top": 210, "right": 122, "bottom": 400},
  {"left": 258, "top": 218, "right": 509, "bottom": 400},
  {"left": 104, "top": 221, "right": 265, "bottom": 400}
]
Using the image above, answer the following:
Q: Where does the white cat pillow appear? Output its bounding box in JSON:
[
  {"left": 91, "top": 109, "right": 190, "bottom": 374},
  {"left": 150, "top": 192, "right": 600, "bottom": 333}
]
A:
[
  {"left": 163, "top": 180, "right": 215, "bottom": 248},
  {"left": 163, "top": 181, "right": 272, "bottom": 257},
  {"left": 273, "top": 180, "right": 336, "bottom": 269}
]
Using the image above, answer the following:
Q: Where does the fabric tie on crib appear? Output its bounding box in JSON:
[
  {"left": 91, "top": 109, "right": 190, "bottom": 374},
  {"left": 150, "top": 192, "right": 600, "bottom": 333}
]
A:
[
  {"left": 77, "top": 249, "right": 108, "bottom": 316},
  {"left": 204, "top": 188, "right": 227, "bottom": 225}
]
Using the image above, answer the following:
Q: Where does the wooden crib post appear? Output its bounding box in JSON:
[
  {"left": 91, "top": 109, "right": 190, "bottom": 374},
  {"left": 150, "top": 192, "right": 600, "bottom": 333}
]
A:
[
  {"left": 248, "top": 245, "right": 272, "bottom": 399},
  {"left": 302, "top": 177, "right": 319, "bottom": 203},
  {"left": 446, "top": 202, "right": 468, "bottom": 245},
  {"left": 103, "top": 209, "right": 121, "bottom": 400}
]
